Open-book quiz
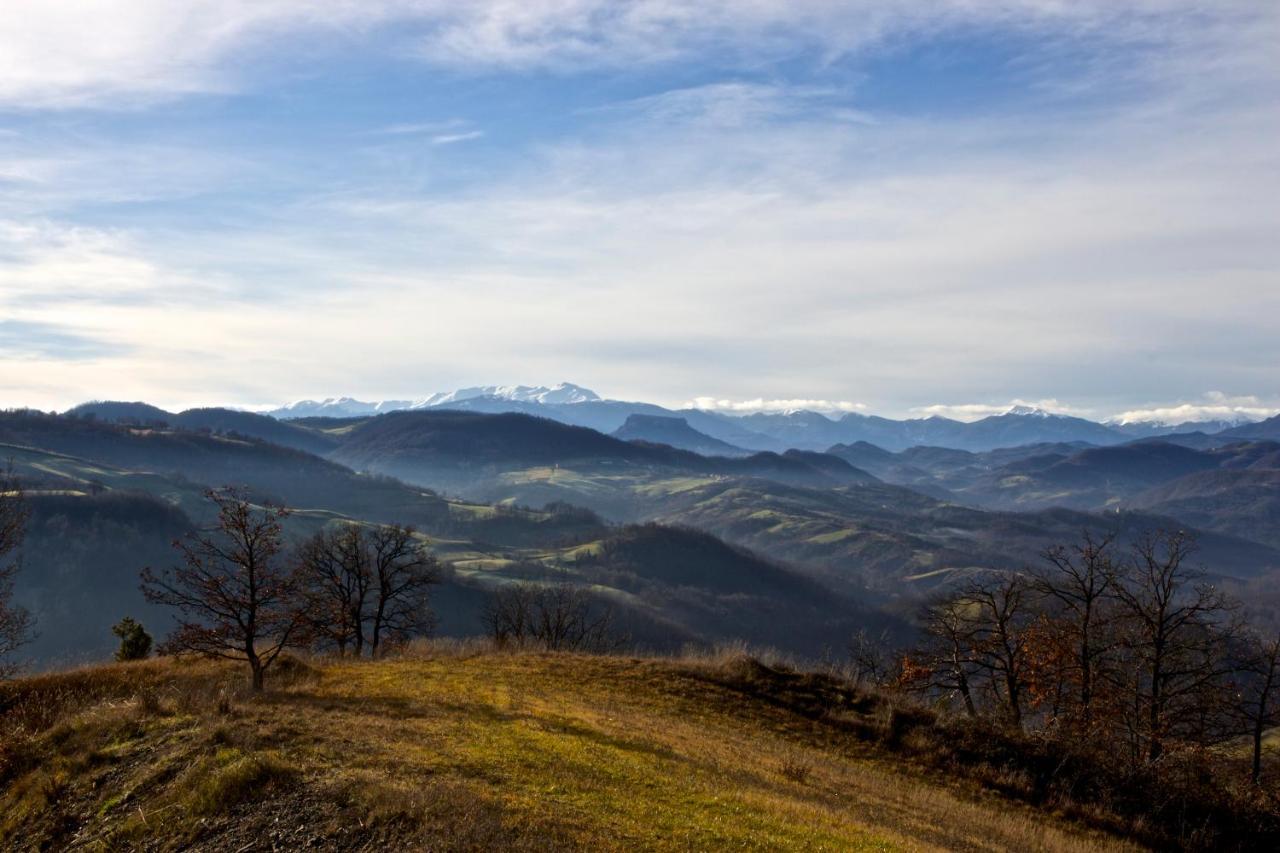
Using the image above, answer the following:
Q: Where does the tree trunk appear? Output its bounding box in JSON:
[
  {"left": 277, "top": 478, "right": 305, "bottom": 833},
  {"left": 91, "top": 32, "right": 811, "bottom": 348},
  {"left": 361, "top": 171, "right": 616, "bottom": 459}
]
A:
[
  {"left": 247, "top": 641, "right": 264, "bottom": 692},
  {"left": 954, "top": 655, "right": 977, "bottom": 717},
  {"left": 1148, "top": 657, "right": 1163, "bottom": 763},
  {"left": 1005, "top": 670, "right": 1022, "bottom": 727},
  {"left": 1253, "top": 714, "right": 1265, "bottom": 786},
  {"left": 249, "top": 658, "right": 264, "bottom": 692},
  {"left": 1079, "top": 628, "right": 1092, "bottom": 726},
  {"left": 371, "top": 599, "right": 386, "bottom": 658}
]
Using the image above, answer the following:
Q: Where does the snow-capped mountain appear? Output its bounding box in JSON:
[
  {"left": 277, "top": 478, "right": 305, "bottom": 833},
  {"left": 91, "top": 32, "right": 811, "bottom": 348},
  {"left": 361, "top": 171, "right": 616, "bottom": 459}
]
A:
[
  {"left": 268, "top": 383, "right": 600, "bottom": 419},
  {"left": 413, "top": 383, "right": 600, "bottom": 408},
  {"left": 265, "top": 385, "right": 1268, "bottom": 453},
  {"left": 1107, "top": 415, "right": 1258, "bottom": 438},
  {"left": 269, "top": 397, "right": 413, "bottom": 418},
  {"left": 1004, "top": 405, "right": 1056, "bottom": 418}
]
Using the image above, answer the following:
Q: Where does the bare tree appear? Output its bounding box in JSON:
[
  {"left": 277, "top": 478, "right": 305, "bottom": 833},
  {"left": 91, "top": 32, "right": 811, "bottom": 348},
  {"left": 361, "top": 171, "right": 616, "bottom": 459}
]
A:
[
  {"left": 1035, "top": 531, "right": 1117, "bottom": 727},
  {"left": 0, "top": 465, "right": 34, "bottom": 679},
  {"left": 961, "top": 573, "right": 1035, "bottom": 727},
  {"left": 1234, "top": 630, "right": 1280, "bottom": 785},
  {"left": 298, "top": 524, "right": 371, "bottom": 656},
  {"left": 1109, "top": 530, "right": 1236, "bottom": 763},
  {"left": 141, "top": 488, "right": 303, "bottom": 691},
  {"left": 913, "top": 596, "right": 979, "bottom": 717},
  {"left": 368, "top": 524, "right": 438, "bottom": 657},
  {"left": 848, "top": 627, "right": 895, "bottom": 689},
  {"left": 485, "top": 582, "right": 534, "bottom": 649},
  {"left": 484, "top": 581, "right": 617, "bottom": 653}
]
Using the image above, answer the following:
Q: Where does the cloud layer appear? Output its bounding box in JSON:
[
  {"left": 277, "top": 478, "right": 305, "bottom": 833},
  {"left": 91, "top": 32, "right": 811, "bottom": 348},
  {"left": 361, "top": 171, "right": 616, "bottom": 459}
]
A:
[{"left": 0, "top": 2, "right": 1276, "bottom": 415}]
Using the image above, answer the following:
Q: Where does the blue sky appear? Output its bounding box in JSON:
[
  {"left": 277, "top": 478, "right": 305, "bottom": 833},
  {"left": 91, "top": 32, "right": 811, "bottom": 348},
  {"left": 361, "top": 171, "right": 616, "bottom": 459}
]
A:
[{"left": 1, "top": 1, "right": 1277, "bottom": 422}]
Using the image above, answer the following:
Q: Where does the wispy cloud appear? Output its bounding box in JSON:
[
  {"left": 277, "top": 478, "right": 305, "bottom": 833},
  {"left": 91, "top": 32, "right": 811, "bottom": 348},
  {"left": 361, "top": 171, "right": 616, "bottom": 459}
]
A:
[
  {"left": 0, "top": 320, "right": 128, "bottom": 361},
  {"left": 2, "top": 2, "right": 1272, "bottom": 108},
  {"left": 0, "top": 2, "right": 1276, "bottom": 413},
  {"left": 371, "top": 119, "right": 472, "bottom": 136},
  {"left": 430, "top": 130, "right": 484, "bottom": 145},
  {"left": 911, "top": 400, "right": 1085, "bottom": 422},
  {"left": 1110, "top": 393, "right": 1280, "bottom": 425}
]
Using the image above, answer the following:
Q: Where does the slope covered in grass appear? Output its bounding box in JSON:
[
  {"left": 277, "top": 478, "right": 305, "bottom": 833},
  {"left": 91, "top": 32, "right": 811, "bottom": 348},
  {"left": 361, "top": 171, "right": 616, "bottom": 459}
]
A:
[{"left": 0, "top": 650, "right": 1137, "bottom": 852}]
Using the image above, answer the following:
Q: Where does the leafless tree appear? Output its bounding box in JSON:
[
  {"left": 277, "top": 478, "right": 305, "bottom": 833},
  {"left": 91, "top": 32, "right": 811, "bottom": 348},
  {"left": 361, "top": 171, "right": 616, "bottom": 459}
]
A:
[
  {"left": 368, "top": 524, "right": 439, "bottom": 657},
  {"left": 297, "top": 523, "right": 439, "bottom": 658},
  {"left": 1035, "top": 531, "right": 1117, "bottom": 726},
  {"left": 1233, "top": 630, "right": 1280, "bottom": 785},
  {"left": 1109, "top": 530, "right": 1237, "bottom": 763},
  {"left": 298, "top": 524, "right": 371, "bottom": 656},
  {"left": 848, "top": 627, "right": 895, "bottom": 689},
  {"left": 484, "top": 581, "right": 617, "bottom": 653},
  {"left": 915, "top": 596, "right": 979, "bottom": 717},
  {"left": 961, "top": 573, "right": 1035, "bottom": 727},
  {"left": 0, "top": 465, "right": 34, "bottom": 679},
  {"left": 141, "top": 488, "right": 303, "bottom": 691}
]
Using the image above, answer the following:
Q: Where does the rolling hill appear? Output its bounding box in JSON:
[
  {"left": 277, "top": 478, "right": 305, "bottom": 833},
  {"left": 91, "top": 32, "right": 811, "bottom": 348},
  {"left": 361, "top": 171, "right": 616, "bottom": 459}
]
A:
[
  {"left": 0, "top": 651, "right": 1148, "bottom": 851},
  {"left": 629, "top": 477, "right": 1280, "bottom": 592},
  {"left": 3, "top": 414, "right": 892, "bottom": 667},
  {"left": 10, "top": 406, "right": 1280, "bottom": 671},
  {"left": 328, "top": 410, "right": 870, "bottom": 494},
  {"left": 1131, "top": 468, "right": 1280, "bottom": 549},
  {"left": 314, "top": 410, "right": 1280, "bottom": 589},
  {"left": 66, "top": 402, "right": 338, "bottom": 456},
  {"left": 829, "top": 437, "right": 1280, "bottom": 521}
]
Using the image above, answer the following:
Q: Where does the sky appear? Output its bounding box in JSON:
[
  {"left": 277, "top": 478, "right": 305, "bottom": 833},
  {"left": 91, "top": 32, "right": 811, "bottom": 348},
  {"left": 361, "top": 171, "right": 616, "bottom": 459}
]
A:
[{"left": 0, "top": 1, "right": 1277, "bottom": 422}]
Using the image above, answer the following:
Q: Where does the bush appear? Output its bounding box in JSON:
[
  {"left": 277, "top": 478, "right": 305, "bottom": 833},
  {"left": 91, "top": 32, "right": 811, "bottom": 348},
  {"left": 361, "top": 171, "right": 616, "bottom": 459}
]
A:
[{"left": 111, "top": 618, "right": 152, "bottom": 662}]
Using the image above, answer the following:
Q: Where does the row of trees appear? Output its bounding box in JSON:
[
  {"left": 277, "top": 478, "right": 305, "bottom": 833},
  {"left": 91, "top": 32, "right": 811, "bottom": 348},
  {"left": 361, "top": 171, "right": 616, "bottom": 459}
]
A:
[
  {"left": 483, "top": 581, "right": 618, "bottom": 652},
  {"left": 883, "top": 530, "right": 1280, "bottom": 783},
  {"left": 141, "top": 488, "right": 439, "bottom": 690}
]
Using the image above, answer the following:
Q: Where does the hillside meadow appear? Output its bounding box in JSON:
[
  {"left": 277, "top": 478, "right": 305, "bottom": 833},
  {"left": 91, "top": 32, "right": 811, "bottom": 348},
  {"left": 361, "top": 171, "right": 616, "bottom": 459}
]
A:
[{"left": 1, "top": 645, "right": 1138, "bottom": 852}]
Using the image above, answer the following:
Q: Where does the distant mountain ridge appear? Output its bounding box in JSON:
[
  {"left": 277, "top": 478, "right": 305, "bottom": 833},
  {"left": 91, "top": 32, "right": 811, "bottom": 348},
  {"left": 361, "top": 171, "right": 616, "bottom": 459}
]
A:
[
  {"left": 327, "top": 409, "right": 876, "bottom": 496},
  {"left": 612, "top": 414, "right": 749, "bottom": 457},
  {"left": 263, "top": 385, "right": 1263, "bottom": 452},
  {"left": 65, "top": 401, "right": 337, "bottom": 455}
]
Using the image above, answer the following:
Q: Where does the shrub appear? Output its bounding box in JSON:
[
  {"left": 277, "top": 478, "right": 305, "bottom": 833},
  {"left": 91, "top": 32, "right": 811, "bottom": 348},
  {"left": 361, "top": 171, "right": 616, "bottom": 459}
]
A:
[
  {"left": 111, "top": 617, "right": 152, "bottom": 662},
  {"left": 778, "top": 754, "right": 812, "bottom": 785}
]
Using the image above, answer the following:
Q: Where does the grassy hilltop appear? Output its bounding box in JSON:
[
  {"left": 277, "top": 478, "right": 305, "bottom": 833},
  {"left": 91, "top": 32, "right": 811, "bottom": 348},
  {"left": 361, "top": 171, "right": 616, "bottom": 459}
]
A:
[{"left": 0, "top": 648, "right": 1134, "bottom": 852}]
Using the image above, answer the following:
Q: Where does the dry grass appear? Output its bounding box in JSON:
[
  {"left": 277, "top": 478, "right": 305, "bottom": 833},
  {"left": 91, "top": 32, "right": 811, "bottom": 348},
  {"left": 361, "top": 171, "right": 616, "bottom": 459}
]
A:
[{"left": 0, "top": 648, "right": 1141, "bottom": 852}]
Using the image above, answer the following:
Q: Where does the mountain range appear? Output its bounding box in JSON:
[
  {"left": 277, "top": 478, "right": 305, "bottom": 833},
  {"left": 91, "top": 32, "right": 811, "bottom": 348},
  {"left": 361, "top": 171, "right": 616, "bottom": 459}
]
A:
[
  {"left": 257, "top": 383, "right": 1265, "bottom": 452},
  {"left": 15, "top": 391, "right": 1279, "bottom": 669}
]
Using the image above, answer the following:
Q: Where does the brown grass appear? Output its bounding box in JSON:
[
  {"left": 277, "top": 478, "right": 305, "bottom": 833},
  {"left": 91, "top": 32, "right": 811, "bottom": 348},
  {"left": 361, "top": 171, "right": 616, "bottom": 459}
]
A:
[{"left": 0, "top": 646, "right": 1145, "bottom": 852}]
